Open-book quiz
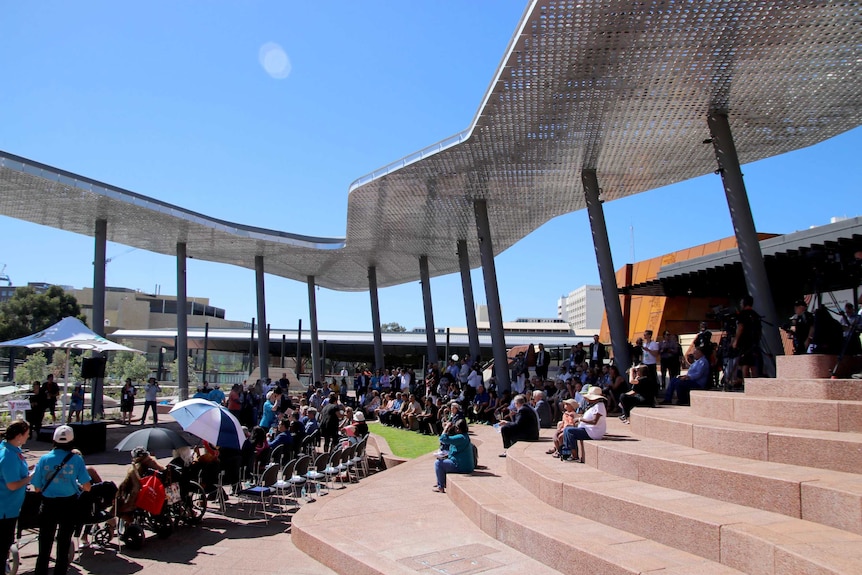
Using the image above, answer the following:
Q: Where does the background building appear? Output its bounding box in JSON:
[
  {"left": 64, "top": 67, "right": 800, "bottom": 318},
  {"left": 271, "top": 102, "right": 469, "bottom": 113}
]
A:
[{"left": 558, "top": 285, "right": 604, "bottom": 330}]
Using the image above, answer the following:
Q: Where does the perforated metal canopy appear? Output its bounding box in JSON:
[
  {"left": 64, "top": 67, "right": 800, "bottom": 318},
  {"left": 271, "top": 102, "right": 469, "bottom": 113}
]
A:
[{"left": 1, "top": 0, "right": 860, "bottom": 291}]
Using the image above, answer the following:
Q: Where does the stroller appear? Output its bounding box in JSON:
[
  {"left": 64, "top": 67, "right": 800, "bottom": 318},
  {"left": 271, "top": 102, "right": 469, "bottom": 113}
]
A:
[{"left": 6, "top": 481, "right": 117, "bottom": 575}]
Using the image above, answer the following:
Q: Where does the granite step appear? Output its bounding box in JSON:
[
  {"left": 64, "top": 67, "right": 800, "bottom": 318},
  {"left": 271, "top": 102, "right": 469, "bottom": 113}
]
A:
[
  {"left": 447, "top": 460, "right": 746, "bottom": 575},
  {"left": 505, "top": 436, "right": 862, "bottom": 575},
  {"left": 630, "top": 405, "right": 862, "bottom": 474},
  {"left": 291, "top": 440, "right": 563, "bottom": 575},
  {"left": 690, "top": 391, "right": 862, "bottom": 432},
  {"left": 744, "top": 377, "right": 862, "bottom": 401},
  {"left": 583, "top": 428, "right": 862, "bottom": 534}
]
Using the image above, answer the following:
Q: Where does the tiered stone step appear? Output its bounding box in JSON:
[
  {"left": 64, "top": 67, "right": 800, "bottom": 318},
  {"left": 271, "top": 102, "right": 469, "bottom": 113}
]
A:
[
  {"left": 447, "top": 437, "right": 746, "bottom": 575},
  {"left": 584, "top": 422, "right": 862, "bottom": 534},
  {"left": 631, "top": 406, "right": 862, "bottom": 474},
  {"left": 291, "top": 437, "right": 564, "bottom": 575},
  {"left": 504, "top": 431, "right": 862, "bottom": 575},
  {"left": 744, "top": 377, "right": 862, "bottom": 401},
  {"left": 690, "top": 391, "right": 862, "bottom": 433}
]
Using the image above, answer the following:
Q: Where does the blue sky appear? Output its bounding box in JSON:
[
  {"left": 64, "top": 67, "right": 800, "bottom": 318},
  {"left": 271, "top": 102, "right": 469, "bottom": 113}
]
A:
[{"left": 1, "top": 1, "right": 859, "bottom": 332}]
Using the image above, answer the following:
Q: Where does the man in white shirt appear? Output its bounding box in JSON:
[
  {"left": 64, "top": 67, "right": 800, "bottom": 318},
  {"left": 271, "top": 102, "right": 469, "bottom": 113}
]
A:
[{"left": 642, "top": 330, "right": 660, "bottom": 381}]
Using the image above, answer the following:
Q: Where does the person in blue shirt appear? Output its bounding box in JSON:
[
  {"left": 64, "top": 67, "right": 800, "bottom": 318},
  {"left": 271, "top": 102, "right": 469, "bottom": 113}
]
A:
[
  {"left": 259, "top": 390, "right": 279, "bottom": 431},
  {"left": 193, "top": 386, "right": 211, "bottom": 400},
  {"left": 207, "top": 384, "right": 226, "bottom": 405},
  {"left": 267, "top": 418, "right": 294, "bottom": 452},
  {"left": 1, "top": 420, "right": 31, "bottom": 575},
  {"left": 31, "top": 425, "right": 91, "bottom": 575},
  {"left": 433, "top": 418, "right": 474, "bottom": 493},
  {"left": 663, "top": 346, "right": 710, "bottom": 406}
]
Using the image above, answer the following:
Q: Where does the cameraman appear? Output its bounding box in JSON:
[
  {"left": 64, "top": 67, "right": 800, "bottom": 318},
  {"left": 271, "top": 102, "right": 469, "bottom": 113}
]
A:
[
  {"left": 788, "top": 299, "right": 815, "bottom": 355},
  {"left": 731, "top": 295, "right": 762, "bottom": 382}
]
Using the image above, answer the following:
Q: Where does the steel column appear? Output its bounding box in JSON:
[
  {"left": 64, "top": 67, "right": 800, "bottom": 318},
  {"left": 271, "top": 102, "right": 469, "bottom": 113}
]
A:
[
  {"left": 254, "top": 256, "right": 270, "bottom": 383},
  {"left": 176, "top": 242, "right": 189, "bottom": 401},
  {"left": 202, "top": 322, "right": 209, "bottom": 384},
  {"left": 368, "top": 266, "right": 385, "bottom": 370},
  {"left": 307, "top": 276, "right": 321, "bottom": 384},
  {"left": 708, "top": 111, "right": 782, "bottom": 375},
  {"left": 473, "top": 199, "right": 510, "bottom": 392},
  {"left": 419, "top": 255, "right": 439, "bottom": 366},
  {"left": 457, "top": 239, "right": 482, "bottom": 363},
  {"left": 91, "top": 219, "right": 107, "bottom": 418},
  {"left": 582, "top": 170, "right": 631, "bottom": 370}
]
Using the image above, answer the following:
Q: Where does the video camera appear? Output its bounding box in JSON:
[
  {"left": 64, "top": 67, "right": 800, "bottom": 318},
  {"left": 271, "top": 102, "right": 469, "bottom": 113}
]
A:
[{"left": 706, "top": 306, "right": 738, "bottom": 331}]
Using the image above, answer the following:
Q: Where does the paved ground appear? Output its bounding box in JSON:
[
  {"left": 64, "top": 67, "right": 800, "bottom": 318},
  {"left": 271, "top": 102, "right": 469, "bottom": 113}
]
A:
[{"left": 9, "top": 404, "right": 337, "bottom": 575}]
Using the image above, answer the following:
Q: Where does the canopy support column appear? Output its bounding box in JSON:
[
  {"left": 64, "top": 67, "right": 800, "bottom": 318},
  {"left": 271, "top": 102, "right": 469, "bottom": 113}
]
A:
[
  {"left": 582, "top": 169, "right": 631, "bottom": 371},
  {"left": 255, "top": 256, "right": 270, "bottom": 383},
  {"left": 90, "top": 219, "right": 107, "bottom": 418},
  {"left": 368, "top": 266, "right": 385, "bottom": 371},
  {"left": 419, "top": 255, "right": 438, "bottom": 367},
  {"left": 474, "top": 199, "right": 510, "bottom": 392},
  {"left": 176, "top": 242, "right": 189, "bottom": 401},
  {"left": 457, "top": 239, "right": 481, "bottom": 363},
  {"left": 307, "top": 276, "right": 321, "bottom": 385},
  {"left": 707, "top": 111, "right": 782, "bottom": 375}
]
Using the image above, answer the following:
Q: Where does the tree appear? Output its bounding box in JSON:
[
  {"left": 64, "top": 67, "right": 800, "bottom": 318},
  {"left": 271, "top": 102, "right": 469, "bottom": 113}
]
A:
[
  {"left": 0, "top": 285, "right": 86, "bottom": 342},
  {"left": 381, "top": 322, "right": 407, "bottom": 333},
  {"left": 171, "top": 357, "right": 198, "bottom": 385},
  {"left": 15, "top": 351, "right": 48, "bottom": 385},
  {"left": 108, "top": 351, "right": 150, "bottom": 382},
  {"left": 50, "top": 351, "right": 82, "bottom": 382}
]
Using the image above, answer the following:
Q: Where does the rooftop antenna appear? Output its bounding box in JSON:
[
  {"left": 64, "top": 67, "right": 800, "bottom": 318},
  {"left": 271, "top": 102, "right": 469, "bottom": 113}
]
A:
[
  {"left": 0, "top": 264, "right": 10, "bottom": 286},
  {"left": 629, "top": 221, "right": 635, "bottom": 263}
]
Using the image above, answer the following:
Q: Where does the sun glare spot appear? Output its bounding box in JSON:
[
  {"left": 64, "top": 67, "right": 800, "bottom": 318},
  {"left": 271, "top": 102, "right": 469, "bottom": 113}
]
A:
[{"left": 259, "top": 42, "right": 291, "bottom": 79}]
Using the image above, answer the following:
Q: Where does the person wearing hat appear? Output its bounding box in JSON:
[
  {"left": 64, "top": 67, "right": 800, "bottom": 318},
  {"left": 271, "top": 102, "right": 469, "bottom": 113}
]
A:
[
  {"left": 342, "top": 411, "right": 369, "bottom": 445},
  {"left": 31, "top": 425, "right": 91, "bottom": 575},
  {"left": 561, "top": 386, "right": 607, "bottom": 461},
  {"left": 140, "top": 377, "right": 161, "bottom": 425},
  {"left": 131, "top": 445, "right": 165, "bottom": 477},
  {"left": 547, "top": 398, "right": 579, "bottom": 457}
]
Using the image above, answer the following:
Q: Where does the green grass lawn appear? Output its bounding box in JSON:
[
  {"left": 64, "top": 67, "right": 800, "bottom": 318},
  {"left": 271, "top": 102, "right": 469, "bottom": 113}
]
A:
[{"left": 368, "top": 421, "right": 439, "bottom": 459}]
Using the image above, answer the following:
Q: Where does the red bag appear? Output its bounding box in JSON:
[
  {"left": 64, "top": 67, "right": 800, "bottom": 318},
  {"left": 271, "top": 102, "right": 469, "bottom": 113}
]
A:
[{"left": 135, "top": 474, "right": 166, "bottom": 515}]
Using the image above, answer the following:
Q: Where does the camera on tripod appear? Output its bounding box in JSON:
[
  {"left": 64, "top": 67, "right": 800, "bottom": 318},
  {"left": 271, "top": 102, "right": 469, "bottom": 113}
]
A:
[{"left": 706, "top": 306, "right": 738, "bottom": 332}]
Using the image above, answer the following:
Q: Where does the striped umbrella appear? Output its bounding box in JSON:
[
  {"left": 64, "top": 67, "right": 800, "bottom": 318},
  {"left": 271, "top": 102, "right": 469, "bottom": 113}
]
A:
[{"left": 169, "top": 398, "right": 245, "bottom": 450}]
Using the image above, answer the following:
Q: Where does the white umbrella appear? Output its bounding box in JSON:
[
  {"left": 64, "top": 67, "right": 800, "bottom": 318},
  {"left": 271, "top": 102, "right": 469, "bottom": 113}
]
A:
[
  {"left": 0, "top": 316, "right": 142, "bottom": 422},
  {"left": 169, "top": 398, "right": 245, "bottom": 450}
]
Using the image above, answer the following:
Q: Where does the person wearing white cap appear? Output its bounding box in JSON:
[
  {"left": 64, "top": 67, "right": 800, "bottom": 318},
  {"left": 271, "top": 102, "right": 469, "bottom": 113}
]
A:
[{"left": 31, "top": 425, "right": 92, "bottom": 575}]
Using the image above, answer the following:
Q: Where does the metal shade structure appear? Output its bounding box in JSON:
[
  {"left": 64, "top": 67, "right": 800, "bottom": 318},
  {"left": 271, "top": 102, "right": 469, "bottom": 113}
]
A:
[
  {"left": 0, "top": 317, "right": 142, "bottom": 423},
  {"left": 0, "top": 1, "right": 859, "bottom": 291}
]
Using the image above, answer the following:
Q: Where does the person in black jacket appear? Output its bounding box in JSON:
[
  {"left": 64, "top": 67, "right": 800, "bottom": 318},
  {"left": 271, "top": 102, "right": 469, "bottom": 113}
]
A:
[
  {"left": 318, "top": 393, "right": 344, "bottom": 452},
  {"left": 498, "top": 394, "right": 539, "bottom": 457}
]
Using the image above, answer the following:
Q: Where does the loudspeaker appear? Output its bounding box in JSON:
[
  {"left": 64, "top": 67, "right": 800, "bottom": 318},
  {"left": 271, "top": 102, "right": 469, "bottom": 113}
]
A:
[{"left": 80, "top": 357, "right": 107, "bottom": 379}]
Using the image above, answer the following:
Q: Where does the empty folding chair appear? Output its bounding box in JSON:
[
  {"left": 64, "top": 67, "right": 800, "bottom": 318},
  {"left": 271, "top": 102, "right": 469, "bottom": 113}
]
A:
[
  {"left": 306, "top": 452, "right": 329, "bottom": 497},
  {"left": 236, "top": 463, "right": 280, "bottom": 522},
  {"left": 351, "top": 436, "right": 369, "bottom": 479},
  {"left": 290, "top": 454, "right": 310, "bottom": 503},
  {"left": 270, "top": 444, "right": 286, "bottom": 467},
  {"left": 321, "top": 448, "right": 345, "bottom": 489}
]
